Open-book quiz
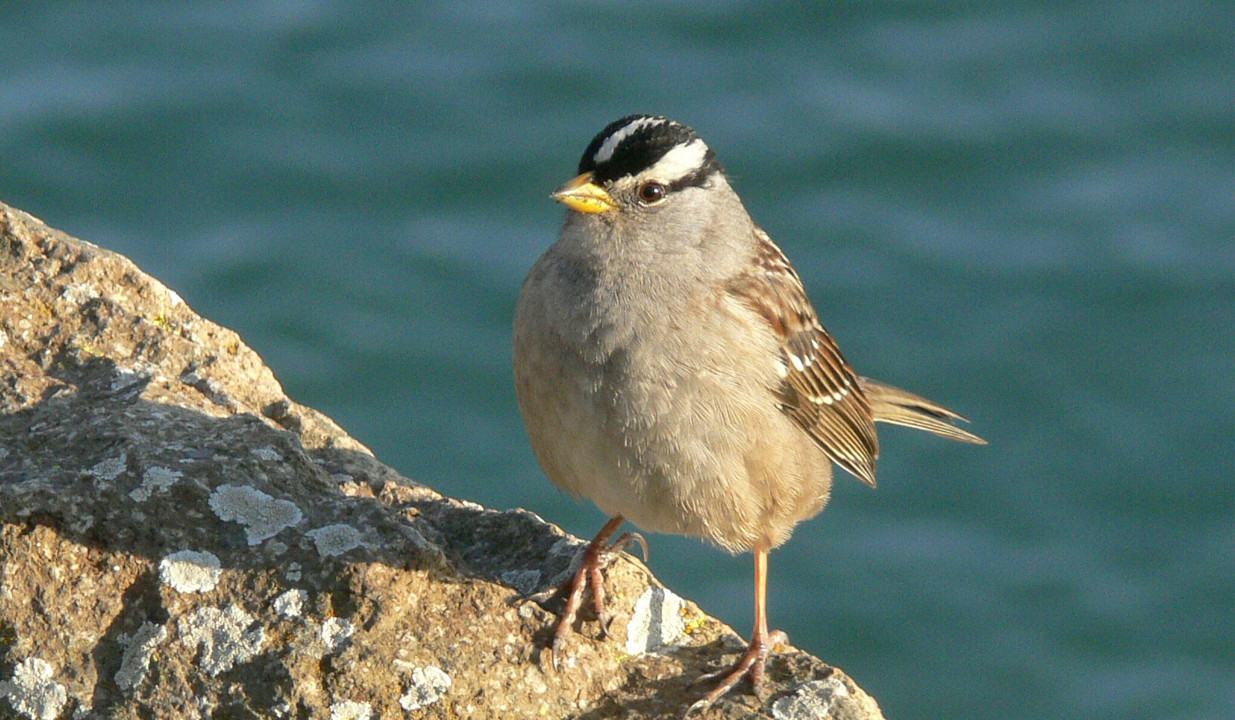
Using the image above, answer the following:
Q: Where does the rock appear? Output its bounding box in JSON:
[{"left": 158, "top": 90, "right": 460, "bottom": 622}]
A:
[{"left": 0, "top": 200, "right": 886, "bottom": 719}]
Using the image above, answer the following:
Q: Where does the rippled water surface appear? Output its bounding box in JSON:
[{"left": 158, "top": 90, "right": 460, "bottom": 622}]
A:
[{"left": 3, "top": 3, "right": 1232, "bottom": 718}]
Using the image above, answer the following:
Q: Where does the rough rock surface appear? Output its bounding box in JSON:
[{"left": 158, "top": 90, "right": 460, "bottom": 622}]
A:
[{"left": 0, "top": 200, "right": 886, "bottom": 720}]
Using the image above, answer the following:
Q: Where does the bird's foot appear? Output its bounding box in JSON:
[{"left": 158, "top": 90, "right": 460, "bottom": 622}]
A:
[
  {"left": 687, "top": 628, "right": 789, "bottom": 714},
  {"left": 592, "top": 531, "right": 647, "bottom": 636},
  {"left": 542, "top": 523, "right": 645, "bottom": 670}
]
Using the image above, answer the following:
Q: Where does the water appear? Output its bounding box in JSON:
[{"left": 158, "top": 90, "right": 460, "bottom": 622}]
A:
[{"left": 3, "top": 2, "right": 1233, "bottom": 718}]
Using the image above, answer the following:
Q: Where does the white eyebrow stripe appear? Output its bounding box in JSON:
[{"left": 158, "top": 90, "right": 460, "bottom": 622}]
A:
[
  {"left": 643, "top": 139, "right": 709, "bottom": 182},
  {"left": 593, "top": 117, "right": 667, "bottom": 165}
]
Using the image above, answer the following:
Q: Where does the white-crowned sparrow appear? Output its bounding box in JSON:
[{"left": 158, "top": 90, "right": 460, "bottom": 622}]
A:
[{"left": 513, "top": 114, "right": 984, "bottom": 710}]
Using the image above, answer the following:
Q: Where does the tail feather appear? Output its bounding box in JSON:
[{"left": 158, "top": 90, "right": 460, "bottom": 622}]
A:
[{"left": 859, "top": 377, "right": 987, "bottom": 445}]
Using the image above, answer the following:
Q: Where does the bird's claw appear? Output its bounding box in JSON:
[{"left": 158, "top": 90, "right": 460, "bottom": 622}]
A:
[
  {"left": 607, "top": 530, "right": 650, "bottom": 563},
  {"left": 689, "top": 629, "right": 789, "bottom": 712},
  {"left": 597, "top": 609, "right": 616, "bottom": 639}
]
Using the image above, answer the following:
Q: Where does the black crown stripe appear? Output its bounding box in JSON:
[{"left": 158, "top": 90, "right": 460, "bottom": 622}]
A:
[{"left": 577, "top": 115, "right": 724, "bottom": 186}]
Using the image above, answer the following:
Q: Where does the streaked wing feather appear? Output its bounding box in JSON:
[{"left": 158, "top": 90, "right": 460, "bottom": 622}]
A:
[{"left": 726, "top": 228, "right": 881, "bottom": 487}]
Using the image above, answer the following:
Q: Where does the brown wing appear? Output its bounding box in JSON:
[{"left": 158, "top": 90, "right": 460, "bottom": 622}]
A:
[{"left": 725, "top": 227, "right": 881, "bottom": 486}]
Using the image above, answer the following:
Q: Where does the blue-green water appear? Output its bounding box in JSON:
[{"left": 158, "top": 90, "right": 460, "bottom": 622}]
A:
[{"left": 3, "top": 3, "right": 1232, "bottom": 718}]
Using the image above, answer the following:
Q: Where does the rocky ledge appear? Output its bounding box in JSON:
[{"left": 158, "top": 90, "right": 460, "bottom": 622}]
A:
[{"left": 0, "top": 201, "right": 884, "bottom": 720}]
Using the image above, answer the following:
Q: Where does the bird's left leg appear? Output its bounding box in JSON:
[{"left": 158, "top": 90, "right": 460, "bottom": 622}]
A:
[{"left": 689, "top": 546, "right": 787, "bottom": 711}]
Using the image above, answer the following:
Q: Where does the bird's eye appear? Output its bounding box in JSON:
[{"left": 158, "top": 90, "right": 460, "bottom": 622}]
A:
[{"left": 638, "top": 182, "right": 667, "bottom": 203}]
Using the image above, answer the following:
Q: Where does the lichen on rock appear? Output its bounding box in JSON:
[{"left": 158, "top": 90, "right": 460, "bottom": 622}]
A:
[
  {"left": 159, "top": 549, "right": 222, "bottom": 593},
  {"left": 177, "top": 605, "right": 266, "bottom": 677},
  {"left": 208, "top": 484, "right": 303, "bottom": 545},
  {"left": 400, "top": 665, "right": 452, "bottom": 712},
  {"left": 328, "top": 700, "right": 372, "bottom": 720},
  {"left": 129, "top": 465, "right": 183, "bottom": 502},
  {"left": 0, "top": 658, "right": 67, "bottom": 720},
  {"left": 115, "top": 622, "right": 168, "bottom": 692},
  {"left": 274, "top": 588, "right": 307, "bottom": 618},
  {"left": 627, "top": 586, "right": 691, "bottom": 655},
  {"left": 306, "top": 523, "right": 365, "bottom": 557}
]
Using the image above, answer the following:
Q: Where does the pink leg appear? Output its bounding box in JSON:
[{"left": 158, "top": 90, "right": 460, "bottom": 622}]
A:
[
  {"left": 690, "top": 546, "right": 788, "bottom": 712},
  {"left": 543, "top": 515, "right": 626, "bottom": 670}
]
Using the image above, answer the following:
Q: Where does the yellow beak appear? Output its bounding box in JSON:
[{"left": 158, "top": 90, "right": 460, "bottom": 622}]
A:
[{"left": 551, "top": 172, "right": 616, "bottom": 214}]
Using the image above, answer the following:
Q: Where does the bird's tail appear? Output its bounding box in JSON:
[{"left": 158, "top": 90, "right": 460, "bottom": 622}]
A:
[{"left": 859, "top": 377, "right": 986, "bottom": 445}]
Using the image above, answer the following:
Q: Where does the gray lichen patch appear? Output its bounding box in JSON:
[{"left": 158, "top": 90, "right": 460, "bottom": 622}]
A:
[
  {"left": 273, "top": 589, "right": 307, "bottom": 618},
  {"left": 250, "top": 446, "right": 282, "bottom": 461},
  {"left": 177, "top": 605, "right": 265, "bottom": 676},
  {"left": 321, "top": 617, "right": 355, "bottom": 654},
  {"left": 772, "top": 677, "right": 851, "bottom": 719},
  {"left": 306, "top": 523, "right": 364, "bottom": 557},
  {"left": 128, "top": 466, "right": 183, "bottom": 502},
  {"left": 499, "top": 568, "right": 542, "bottom": 596},
  {"left": 208, "top": 484, "right": 303, "bottom": 545},
  {"left": 626, "top": 586, "right": 689, "bottom": 655},
  {"left": 399, "top": 665, "right": 451, "bottom": 712},
  {"left": 88, "top": 453, "right": 127, "bottom": 483},
  {"left": 115, "top": 622, "right": 168, "bottom": 692},
  {"left": 158, "top": 550, "right": 222, "bottom": 593},
  {"left": 110, "top": 364, "right": 154, "bottom": 393},
  {"left": 59, "top": 282, "right": 99, "bottom": 306},
  {"left": 0, "top": 657, "right": 68, "bottom": 720},
  {"left": 328, "top": 700, "right": 371, "bottom": 720}
]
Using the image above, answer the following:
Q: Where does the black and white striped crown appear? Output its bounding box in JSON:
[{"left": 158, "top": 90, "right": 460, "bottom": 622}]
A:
[{"left": 577, "top": 115, "right": 724, "bottom": 188}]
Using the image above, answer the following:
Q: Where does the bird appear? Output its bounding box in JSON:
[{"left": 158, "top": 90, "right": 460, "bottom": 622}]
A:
[{"left": 512, "top": 114, "right": 984, "bottom": 710}]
